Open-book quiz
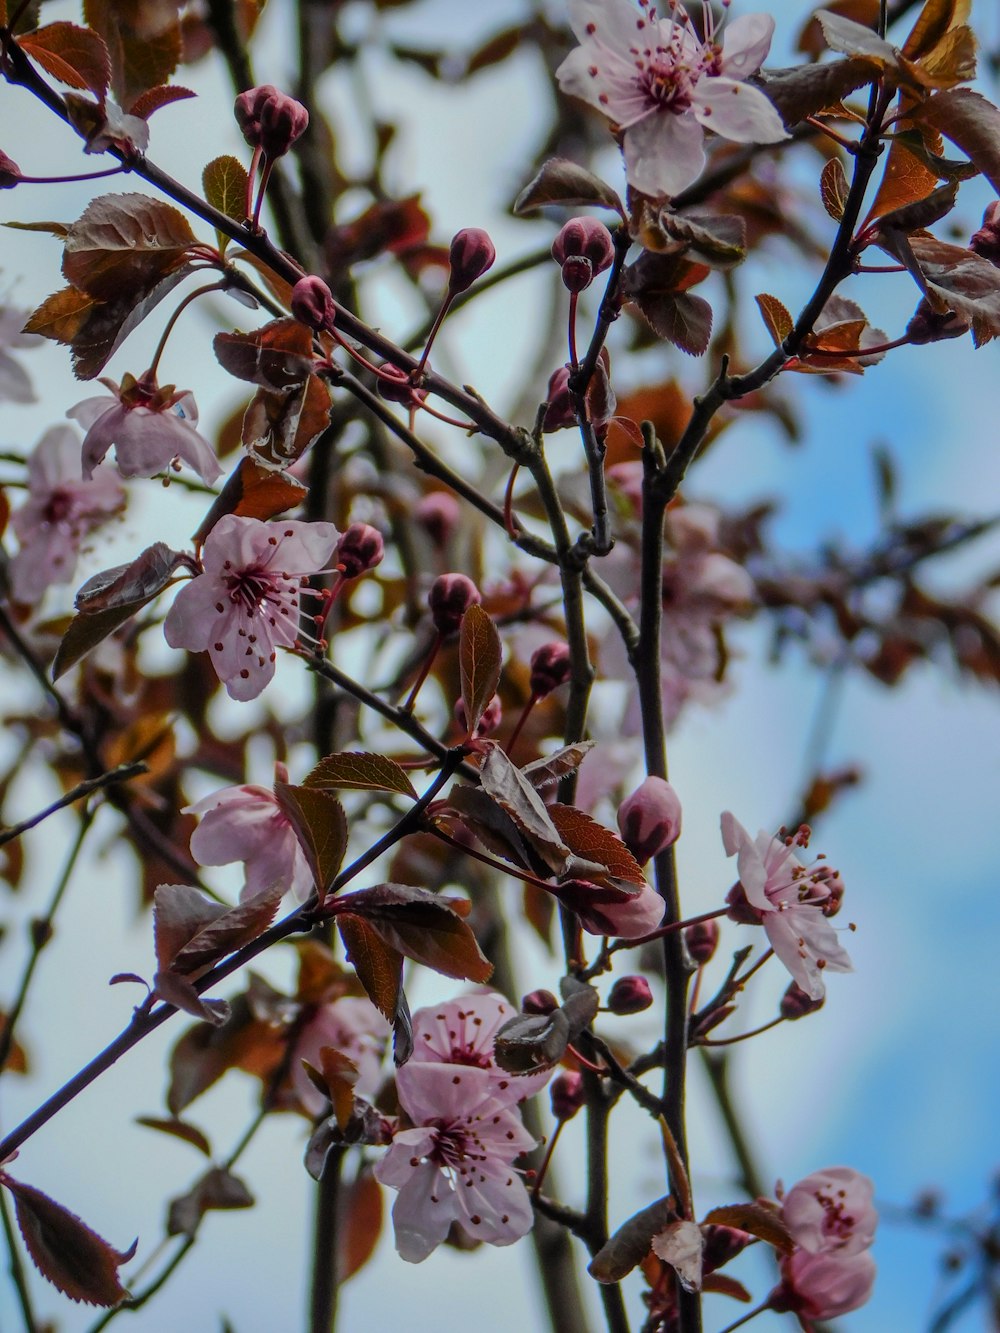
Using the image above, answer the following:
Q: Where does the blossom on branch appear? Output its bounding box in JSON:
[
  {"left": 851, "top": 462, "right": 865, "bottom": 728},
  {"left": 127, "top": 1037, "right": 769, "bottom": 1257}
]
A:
[
  {"left": 9, "top": 426, "right": 125, "bottom": 603},
  {"left": 291, "top": 995, "right": 389, "bottom": 1116},
  {"left": 782, "top": 1166, "right": 877, "bottom": 1257},
  {"left": 556, "top": 0, "right": 787, "bottom": 198},
  {"left": 164, "top": 515, "right": 339, "bottom": 700},
  {"left": 410, "top": 991, "right": 551, "bottom": 1097},
  {"left": 721, "top": 812, "right": 852, "bottom": 1000}
]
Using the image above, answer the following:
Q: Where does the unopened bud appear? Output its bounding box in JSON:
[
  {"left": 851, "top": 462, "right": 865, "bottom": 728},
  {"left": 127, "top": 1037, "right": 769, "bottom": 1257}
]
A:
[
  {"left": 235, "top": 85, "right": 309, "bottom": 158},
  {"left": 447, "top": 228, "right": 496, "bottom": 296},
  {"left": 428, "top": 572, "right": 481, "bottom": 635},
  {"left": 560, "top": 254, "right": 594, "bottom": 293},
  {"left": 0, "top": 151, "right": 21, "bottom": 188},
  {"left": 970, "top": 201, "right": 1000, "bottom": 265},
  {"left": 529, "top": 642, "right": 571, "bottom": 698},
  {"left": 725, "top": 881, "right": 762, "bottom": 925},
  {"left": 905, "top": 298, "right": 970, "bottom": 344},
  {"left": 550, "top": 1070, "right": 585, "bottom": 1121},
  {"left": 552, "top": 217, "right": 615, "bottom": 274},
  {"left": 336, "top": 523, "right": 384, "bottom": 578},
  {"left": 617, "top": 776, "right": 682, "bottom": 866},
  {"left": 780, "top": 981, "right": 825, "bottom": 1021},
  {"left": 522, "top": 988, "right": 559, "bottom": 1015},
  {"left": 542, "top": 364, "right": 575, "bottom": 433},
  {"left": 454, "top": 693, "right": 502, "bottom": 737},
  {"left": 415, "top": 491, "right": 460, "bottom": 549},
  {"left": 376, "top": 362, "right": 427, "bottom": 407},
  {"left": 607, "top": 975, "right": 653, "bottom": 1015},
  {"left": 702, "top": 1224, "right": 751, "bottom": 1273},
  {"left": 684, "top": 917, "right": 719, "bottom": 965},
  {"left": 291, "top": 275, "right": 336, "bottom": 331}
]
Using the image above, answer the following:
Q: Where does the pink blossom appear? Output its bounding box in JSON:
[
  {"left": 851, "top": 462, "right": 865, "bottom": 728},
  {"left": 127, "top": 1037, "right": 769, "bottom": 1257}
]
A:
[
  {"left": 67, "top": 375, "right": 223, "bottom": 483},
  {"left": 164, "top": 515, "right": 339, "bottom": 700},
  {"left": 721, "top": 812, "right": 852, "bottom": 1000},
  {"left": 291, "top": 995, "right": 389, "bottom": 1116},
  {"left": 0, "top": 305, "right": 41, "bottom": 403},
  {"left": 375, "top": 1062, "right": 536, "bottom": 1261},
  {"left": 774, "top": 1248, "right": 877, "bottom": 1322},
  {"left": 556, "top": 0, "right": 787, "bottom": 198},
  {"left": 9, "top": 426, "right": 125, "bottom": 603},
  {"left": 184, "top": 769, "right": 313, "bottom": 900},
  {"left": 554, "top": 878, "right": 665, "bottom": 939},
  {"left": 410, "top": 991, "right": 551, "bottom": 1097},
  {"left": 782, "top": 1167, "right": 877, "bottom": 1258}
]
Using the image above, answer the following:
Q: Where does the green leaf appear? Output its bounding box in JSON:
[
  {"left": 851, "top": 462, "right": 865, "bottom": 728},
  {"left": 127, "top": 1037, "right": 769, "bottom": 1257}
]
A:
[
  {"left": 202, "top": 155, "right": 249, "bottom": 254},
  {"left": 459, "top": 602, "right": 502, "bottom": 736},
  {"left": 273, "top": 782, "right": 348, "bottom": 900},
  {"left": 304, "top": 752, "right": 417, "bottom": 799}
]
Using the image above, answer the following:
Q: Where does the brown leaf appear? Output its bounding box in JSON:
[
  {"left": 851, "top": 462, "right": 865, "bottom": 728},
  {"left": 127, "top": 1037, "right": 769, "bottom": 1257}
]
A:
[
  {"left": 202, "top": 154, "right": 249, "bottom": 234},
  {"left": 863, "top": 138, "right": 942, "bottom": 228},
  {"left": 337, "top": 915, "right": 403, "bottom": 1022},
  {"left": 703, "top": 1272, "right": 753, "bottom": 1301},
  {"left": 755, "top": 293, "right": 794, "bottom": 346},
  {"left": 755, "top": 56, "right": 882, "bottom": 128},
  {"left": 167, "top": 1166, "right": 253, "bottom": 1238},
  {"left": 459, "top": 602, "right": 502, "bottom": 736},
  {"left": 83, "top": 0, "right": 181, "bottom": 108},
  {"left": 311, "top": 1045, "right": 360, "bottom": 1129},
  {"left": 273, "top": 781, "right": 347, "bottom": 900},
  {"left": 135, "top": 1116, "right": 212, "bottom": 1157},
  {"left": 75, "top": 542, "right": 185, "bottom": 613},
  {"left": 703, "top": 1201, "right": 794, "bottom": 1254},
  {"left": 588, "top": 1196, "right": 676, "bottom": 1283},
  {"left": 166, "top": 997, "right": 284, "bottom": 1115},
  {"left": 478, "top": 742, "right": 570, "bottom": 874},
  {"left": 191, "top": 458, "right": 307, "bottom": 545},
  {"left": 492, "top": 1008, "right": 570, "bottom": 1074},
  {"left": 61, "top": 193, "right": 196, "bottom": 302},
  {"left": 242, "top": 374, "right": 332, "bottom": 470},
  {"left": 653, "top": 211, "right": 747, "bottom": 269},
  {"left": 520, "top": 741, "right": 595, "bottom": 791},
  {"left": 882, "top": 231, "right": 1000, "bottom": 333},
  {"left": 304, "top": 752, "right": 417, "bottom": 799},
  {"left": 214, "top": 319, "right": 315, "bottom": 391},
  {"left": 3, "top": 1175, "right": 134, "bottom": 1306},
  {"left": 632, "top": 290, "right": 713, "bottom": 356},
  {"left": 128, "top": 84, "right": 196, "bottom": 119},
  {"left": 902, "top": 0, "right": 970, "bottom": 61},
  {"left": 549, "top": 803, "right": 646, "bottom": 888},
  {"left": 18, "top": 22, "right": 111, "bottom": 96},
  {"left": 337, "top": 884, "right": 492, "bottom": 984},
  {"left": 918, "top": 88, "right": 1000, "bottom": 195},
  {"left": 337, "top": 1167, "right": 383, "bottom": 1282},
  {"left": 154, "top": 881, "right": 284, "bottom": 979},
  {"left": 820, "top": 157, "right": 850, "bottom": 221},
  {"left": 23, "top": 285, "right": 100, "bottom": 344},
  {"left": 873, "top": 179, "right": 958, "bottom": 233},
  {"left": 513, "top": 158, "right": 624, "bottom": 218}
]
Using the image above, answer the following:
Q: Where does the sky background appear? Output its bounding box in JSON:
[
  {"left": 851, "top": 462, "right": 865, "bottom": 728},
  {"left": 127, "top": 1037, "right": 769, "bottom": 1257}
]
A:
[{"left": 0, "top": 1, "right": 998, "bottom": 1330}]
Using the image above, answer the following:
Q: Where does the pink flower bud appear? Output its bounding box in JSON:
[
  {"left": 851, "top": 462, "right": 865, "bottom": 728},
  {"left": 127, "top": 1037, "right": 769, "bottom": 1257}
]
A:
[
  {"left": 542, "top": 364, "right": 575, "bottom": 433},
  {"left": 702, "top": 1224, "right": 751, "bottom": 1273},
  {"left": 0, "top": 151, "right": 21, "bottom": 188},
  {"left": 549, "top": 1070, "right": 585, "bottom": 1120},
  {"left": 428, "top": 572, "right": 481, "bottom": 635},
  {"left": 415, "top": 491, "right": 460, "bottom": 549},
  {"left": 617, "top": 776, "right": 682, "bottom": 866},
  {"left": 970, "top": 201, "right": 1000, "bottom": 265},
  {"left": 905, "top": 298, "right": 970, "bottom": 344},
  {"left": 529, "top": 641, "right": 572, "bottom": 698},
  {"left": 684, "top": 917, "right": 720, "bottom": 965},
  {"left": 234, "top": 85, "right": 308, "bottom": 158},
  {"left": 522, "top": 989, "right": 559, "bottom": 1015},
  {"left": 291, "top": 275, "right": 336, "bottom": 331},
  {"left": 376, "top": 363, "right": 427, "bottom": 408},
  {"left": 454, "top": 692, "right": 503, "bottom": 738},
  {"left": 772, "top": 1249, "right": 876, "bottom": 1320},
  {"left": 780, "top": 981, "right": 825, "bottom": 1021},
  {"left": 725, "top": 881, "right": 763, "bottom": 925},
  {"left": 560, "top": 254, "right": 594, "bottom": 293},
  {"left": 336, "top": 522, "right": 384, "bottom": 578},
  {"left": 447, "top": 228, "right": 496, "bottom": 296},
  {"left": 607, "top": 975, "right": 653, "bottom": 1015},
  {"left": 552, "top": 217, "right": 615, "bottom": 274}
]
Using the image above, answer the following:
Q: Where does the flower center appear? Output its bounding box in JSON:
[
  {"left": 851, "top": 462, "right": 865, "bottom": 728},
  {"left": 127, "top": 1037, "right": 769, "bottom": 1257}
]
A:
[
  {"left": 41, "top": 489, "right": 74, "bottom": 526},
  {"left": 226, "top": 564, "right": 284, "bottom": 617},
  {"left": 429, "top": 1121, "right": 488, "bottom": 1173}
]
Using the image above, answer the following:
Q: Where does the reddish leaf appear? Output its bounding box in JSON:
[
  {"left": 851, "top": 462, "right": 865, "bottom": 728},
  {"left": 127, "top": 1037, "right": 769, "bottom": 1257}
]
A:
[
  {"left": 75, "top": 543, "right": 185, "bottom": 613},
  {"left": 337, "top": 884, "right": 492, "bottom": 984},
  {"left": 154, "top": 881, "right": 284, "bottom": 979},
  {"left": 459, "top": 602, "right": 502, "bottom": 735},
  {"left": 703, "top": 1272, "right": 753, "bottom": 1301},
  {"left": 652, "top": 211, "right": 747, "bottom": 269},
  {"left": 83, "top": 0, "right": 181, "bottom": 108},
  {"left": 214, "top": 320, "right": 316, "bottom": 390},
  {"left": 588, "top": 1196, "right": 676, "bottom": 1283},
  {"left": 337, "top": 915, "right": 403, "bottom": 1022},
  {"left": 633, "top": 290, "right": 713, "bottom": 356},
  {"left": 520, "top": 741, "right": 595, "bottom": 791},
  {"left": 135, "top": 1117, "right": 211, "bottom": 1156},
  {"left": 337, "top": 1167, "right": 383, "bottom": 1282},
  {"left": 3, "top": 1175, "right": 134, "bottom": 1306},
  {"left": 703, "top": 1201, "right": 794, "bottom": 1254},
  {"left": 166, "top": 998, "right": 285, "bottom": 1115},
  {"left": 756, "top": 56, "right": 881, "bottom": 128},
  {"left": 755, "top": 293, "right": 793, "bottom": 346},
  {"left": 919, "top": 88, "right": 1000, "bottom": 195},
  {"left": 53, "top": 571, "right": 173, "bottom": 679},
  {"left": 192, "top": 458, "right": 307, "bottom": 546},
  {"left": 478, "top": 742, "right": 570, "bottom": 874},
  {"left": 242, "top": 374, "right": 333, "bottom": 469},
  {"left": 820, "top": 157, "right": 850, "bottom": 221},
  {"left": 549, "top": 804, "right": 647, "bottom": 887},
  {"left": 61, "top": 193, "right": 196, "bottom": 302},
  {"left": 167, "top": 1166, "right": 254, "bottom": 1238},
  {"left": 310, "top": 1046, "right": 360, "bottom": 1129},
  {"left": 153, "top": 884, "right": 229, "bottom": 973},
  {"left": 325, "top": 196, "right": 431, "bottom": 269},
  {"left": 514, "top": 158, "right": 624, "bottom": 218},
  {"left": 129, "top": 84, "right": 196, "bottom": 120},
  {"left": 273, "top": 781, "right": 348, "bottom": 899},
  {"left": 23, "top": 285, "right": 100, "bottom": 344},
  {"left": 304, "top": 752, "right": 417, "bottom": 799},
  {"left": 18, "top": 22, "right": 111, "bottom": 96},
  {"left": 863, "top": 139, "right": 942, "bottom": 229}
]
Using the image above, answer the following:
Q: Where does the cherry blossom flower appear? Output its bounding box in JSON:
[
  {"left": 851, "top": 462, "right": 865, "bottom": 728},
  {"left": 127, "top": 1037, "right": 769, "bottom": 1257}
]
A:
[
  {"left": 0, "top": 305, "right": 41, "bottom": 403},
  {"left": 164, "top": 514, "right": 339, "bottom": 701},
  {"left": 782, "top": 1167, "right": 877, "bottom": 1258},
  {"left": 721, "top": 812, "right": 853, "bottom": 1000},
  {"left": 410, "top": 991, "right": 551, "bottom": 1097},
  {"left": 556, "top": 0, "right": 788, "bottom": 198},
  {"left": 291, "top": 995, "right": 389, "bottom": 1116},
  {"left": 773, "top": 1248, "right": 877, "bottom": 1323},
  {"left": 375, "top": 1061, "right": 536, "bottom": 1262},
  {"left": 67, "top": 373, "right": 223, "bottom": 483},
  {"left": 9, "top": 426, "right": 125, "bottom": 603},
  {"left": 554, "top": 878, "right": 665, "bottom": 939},
  {"left": 184, "top": 766, "right": 313, "bottom": 900}
]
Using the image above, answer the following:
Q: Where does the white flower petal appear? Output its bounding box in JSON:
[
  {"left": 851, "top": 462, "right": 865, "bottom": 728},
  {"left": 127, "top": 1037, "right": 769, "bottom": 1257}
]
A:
[
  {"left": 693, "top": 78, "right": 788, "bottom": 145},
  {"left": 719, "top": 13, "right": 775, "bottom": 78}
]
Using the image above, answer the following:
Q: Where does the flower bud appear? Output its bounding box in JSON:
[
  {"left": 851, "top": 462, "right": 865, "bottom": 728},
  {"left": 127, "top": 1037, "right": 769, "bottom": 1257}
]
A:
[
  {"left": 607, "top": 974, "right": 653, "bottom": 1015},
  {"left": 560, "top": 254, "right": 594, "bottom": 293},
  {"left": 235, "top": 85, "right": 309, "bottom": 158},
  {"left": 617, "top": 776, "right": 682, "bottom": 866},
  {"left": 684, "top": 917, "right": 719, "bottom": 965},
  {"left": 552, "top": 217, "right": 615, "bottom": 274},
  {"left": 336, "top": 523, "right": 384, "bottom": 578},
  {"left": 447, "top": 228, "right": 496, "bottom": 296},
  {"left": 549, "top": 1070, "right": 585, "bottom": 1121},
  {"left": 702, "top": 1225, "right": 751, "bottom": 1273},
  {"left": 376, "top": 362, "right": 427, "bottom": 408},
  {"left": 542, "top": 364, "right": 575, "bottom": 433},
  {"left": 454, "top": 693, "right": 502, "bottom": 737},
  {"left": 529, "top": 641, "right": 571, "bottom": 698},
  {"left": 725, "top": 881, "right": 762, "bottom": 925},
  {"left": 0, "top": 151, "right": 21, "bottom": 189},
  {"left": 780, "top": 981, "right": 825, "bottom": 1021},
  {"left": 428, "top": 572, "right": 480, "bottom": 636},
  {"left": 970, "top": 201, "right": 1000, "bottom": 265},
  {"left": 415, "top": 491, "right": 460, "bottom": 549},
  {"left": 291, "top": 275, "right": 336, "bottom": 331},
  {"left": 522, "top": 989, "right": 559, "bottom": 1015},
  {"left": 905, "top": 298, "right": 970, "bottom": 344}
]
